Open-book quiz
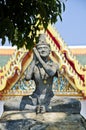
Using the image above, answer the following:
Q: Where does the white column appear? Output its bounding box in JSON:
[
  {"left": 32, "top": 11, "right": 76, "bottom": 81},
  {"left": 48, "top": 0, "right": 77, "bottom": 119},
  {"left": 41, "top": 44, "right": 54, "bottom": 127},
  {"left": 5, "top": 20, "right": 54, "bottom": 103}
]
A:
[
  {"left": 0, "top": 101, "right": 4, "bottom": 117},
  {"left": 80, "top": 99, "right": 86, "bottom": 119}
]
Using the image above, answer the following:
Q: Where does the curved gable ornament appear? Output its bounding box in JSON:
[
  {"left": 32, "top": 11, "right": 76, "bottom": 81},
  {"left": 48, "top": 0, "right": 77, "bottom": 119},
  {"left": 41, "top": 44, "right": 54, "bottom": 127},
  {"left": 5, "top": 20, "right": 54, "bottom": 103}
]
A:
[{"left": 0, "top": 24, "right": 86, "bottom": 100}]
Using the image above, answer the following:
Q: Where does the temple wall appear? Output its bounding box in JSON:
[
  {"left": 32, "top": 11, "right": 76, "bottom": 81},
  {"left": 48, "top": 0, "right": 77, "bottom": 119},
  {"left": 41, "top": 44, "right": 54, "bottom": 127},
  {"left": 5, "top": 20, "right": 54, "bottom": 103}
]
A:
[
  {"left": 69, "top": 46, "right": 86, "bottom": 55},
  {"left": 0, "top": 46, "right": 86, "bottom": 55},
  {"left": 0, "top": 46, "right": 17, "bottom": 55}
]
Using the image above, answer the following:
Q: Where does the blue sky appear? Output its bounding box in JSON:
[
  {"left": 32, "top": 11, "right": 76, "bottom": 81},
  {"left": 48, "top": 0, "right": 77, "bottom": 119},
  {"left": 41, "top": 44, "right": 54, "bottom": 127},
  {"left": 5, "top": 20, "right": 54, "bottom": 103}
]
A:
[
  {"left": 55, "top": 0, "right": 86, "bottom": 46},
  {"left": 0, "top": 0, "right": 86, "bottom": 46}
]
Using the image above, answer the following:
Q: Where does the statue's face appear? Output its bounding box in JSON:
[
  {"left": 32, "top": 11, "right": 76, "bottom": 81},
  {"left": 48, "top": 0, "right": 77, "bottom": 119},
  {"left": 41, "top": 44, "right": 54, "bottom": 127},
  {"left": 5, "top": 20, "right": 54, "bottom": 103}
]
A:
[{"left": 37, "top": 43, "right": 50, "bottom": 58}]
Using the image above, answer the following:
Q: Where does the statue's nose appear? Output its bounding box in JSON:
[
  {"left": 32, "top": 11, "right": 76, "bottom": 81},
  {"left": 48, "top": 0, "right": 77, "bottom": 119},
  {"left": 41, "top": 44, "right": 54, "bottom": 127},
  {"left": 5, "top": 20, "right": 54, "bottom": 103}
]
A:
[{"left": 41, "top": 47, "right": 45, "bottom": 51}]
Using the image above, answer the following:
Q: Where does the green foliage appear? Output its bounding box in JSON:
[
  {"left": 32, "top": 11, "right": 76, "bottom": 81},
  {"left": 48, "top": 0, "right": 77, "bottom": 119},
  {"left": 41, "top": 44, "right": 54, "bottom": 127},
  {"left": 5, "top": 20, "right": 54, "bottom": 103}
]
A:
[{"left": 0, "top": 0, "right": 66, "bottom": 49}]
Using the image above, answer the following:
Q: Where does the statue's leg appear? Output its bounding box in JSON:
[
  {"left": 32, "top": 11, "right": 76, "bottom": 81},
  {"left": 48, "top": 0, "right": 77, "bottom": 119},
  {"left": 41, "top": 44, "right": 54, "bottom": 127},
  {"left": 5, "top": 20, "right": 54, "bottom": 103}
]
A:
[
  {"left": 43, "top": 91, "right": 54, "bottom": 112},
  {"left": 20, "top": 95, "right": 36, "bottom": 110},
  {"left": 32, "top": 95, "right": 41, "bottom": 114},
  {"left": 35, "top": 93, "right": 54, "bottom": 113},
  {"left": 36, "top": 94, "right": 46, "bottom": 113}
]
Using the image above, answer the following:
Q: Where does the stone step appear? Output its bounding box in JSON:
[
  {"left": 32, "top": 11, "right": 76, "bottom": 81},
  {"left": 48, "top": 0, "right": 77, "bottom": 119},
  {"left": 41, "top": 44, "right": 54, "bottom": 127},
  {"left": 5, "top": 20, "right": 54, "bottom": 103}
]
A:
[{"left": 0, "top": 111, "right": 86, "bottom": 130}]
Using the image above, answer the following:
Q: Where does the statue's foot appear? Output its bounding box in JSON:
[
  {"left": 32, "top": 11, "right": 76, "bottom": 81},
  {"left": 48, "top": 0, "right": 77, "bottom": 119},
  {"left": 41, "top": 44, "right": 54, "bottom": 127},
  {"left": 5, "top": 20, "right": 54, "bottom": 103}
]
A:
[{"left": 36, "top": 105, "right": 40, "bottom": 114}]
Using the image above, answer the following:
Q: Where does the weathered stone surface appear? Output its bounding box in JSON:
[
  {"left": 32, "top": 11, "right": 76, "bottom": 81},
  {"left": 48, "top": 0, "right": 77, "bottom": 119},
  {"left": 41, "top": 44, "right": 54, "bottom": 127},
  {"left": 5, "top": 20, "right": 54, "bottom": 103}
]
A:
[
  {"left": 49, "top": 96, "right": 81, "bottom": 114},
  {"left": 0, "top": 111, "right": 86, "bottom": 130},
  {"left": 2, "top": 96, "right": 83, "bottom": 130},
  {"left": 4, "top": 96, "right": 22, "bottom": 111},
  {"left": 4, "top": 96, "right": 81, "bottom": 114}
]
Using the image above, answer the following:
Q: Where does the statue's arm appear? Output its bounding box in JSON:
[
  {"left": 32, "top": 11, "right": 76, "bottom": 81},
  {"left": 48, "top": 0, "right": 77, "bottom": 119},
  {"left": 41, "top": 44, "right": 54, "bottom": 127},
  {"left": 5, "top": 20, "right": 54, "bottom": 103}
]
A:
[
  {"left": 46, "top": 62, "right": 59, "bottom": 76},
  {"left": 25, "top": 56, "right": 36, "bottom": 80},
  {"left": 33, "top": 47, "right": 59, "bottom": 76}
]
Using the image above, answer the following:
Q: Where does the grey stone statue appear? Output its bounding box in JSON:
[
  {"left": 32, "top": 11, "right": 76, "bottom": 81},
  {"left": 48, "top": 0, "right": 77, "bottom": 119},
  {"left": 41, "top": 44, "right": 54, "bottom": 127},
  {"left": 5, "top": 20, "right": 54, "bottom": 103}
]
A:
[{"left": 20, "top": 34, "right": 59, "bottom": 114}]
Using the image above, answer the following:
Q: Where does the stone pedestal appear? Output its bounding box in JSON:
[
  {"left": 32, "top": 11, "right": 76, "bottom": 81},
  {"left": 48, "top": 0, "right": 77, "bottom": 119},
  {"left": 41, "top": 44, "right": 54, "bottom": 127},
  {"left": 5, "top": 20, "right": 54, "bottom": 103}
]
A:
[
  {"left": 80, "top": 100, "right": 86, "bottom": 119},
  {"left": 0, "top": 97, "right": 85, "bottom": 130},
  {"left": 0, "top": 111, "right": 86, "bottom": 130}
]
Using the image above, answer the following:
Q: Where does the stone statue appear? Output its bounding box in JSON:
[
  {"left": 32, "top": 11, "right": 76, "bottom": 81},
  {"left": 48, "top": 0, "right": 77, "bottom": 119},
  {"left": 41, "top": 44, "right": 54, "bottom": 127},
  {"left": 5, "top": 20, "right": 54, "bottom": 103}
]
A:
[{"left": 20, "top": 34, "right": 59, "bottom": 114}]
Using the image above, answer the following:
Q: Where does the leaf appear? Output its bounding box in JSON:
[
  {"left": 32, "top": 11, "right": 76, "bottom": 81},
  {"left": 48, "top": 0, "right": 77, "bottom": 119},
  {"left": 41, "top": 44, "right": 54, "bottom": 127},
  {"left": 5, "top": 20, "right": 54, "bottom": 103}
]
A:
[
  {"left": 63, "top": 2, "right": 65, "bottom": 12},
  {"left": 2, "top": 37, "right": 5, "bottom": 45},
  {"left": 0, "top": 0, "right": 66, "bottom": 49},
  {"left": 58, "top": 14, "right": 62, "bottom": 21}
]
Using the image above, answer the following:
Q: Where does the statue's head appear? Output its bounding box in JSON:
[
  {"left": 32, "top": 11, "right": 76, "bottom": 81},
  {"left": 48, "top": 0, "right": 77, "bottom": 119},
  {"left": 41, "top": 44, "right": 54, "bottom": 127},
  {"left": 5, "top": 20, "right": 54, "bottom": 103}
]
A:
[{"left": 36, "top": 34, "right": 51, "bottom": 58}]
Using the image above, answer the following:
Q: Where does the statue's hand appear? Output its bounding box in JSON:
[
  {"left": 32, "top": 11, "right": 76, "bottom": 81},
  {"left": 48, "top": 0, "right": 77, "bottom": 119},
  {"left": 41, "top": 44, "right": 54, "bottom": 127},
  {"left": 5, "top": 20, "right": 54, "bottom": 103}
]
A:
[{"left": 33, "top": 47, "right": 41, "bottom": 60}]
